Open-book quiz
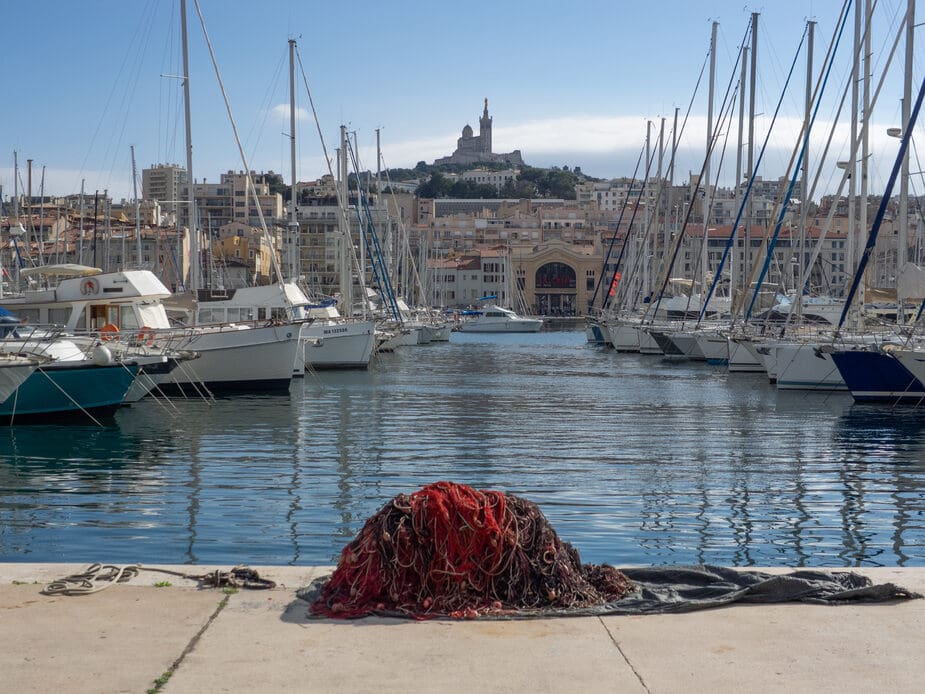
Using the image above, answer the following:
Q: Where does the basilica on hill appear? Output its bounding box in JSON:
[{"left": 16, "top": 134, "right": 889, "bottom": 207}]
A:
[{"left": 433, "top": 99, "right": 524, "bottom": 167}]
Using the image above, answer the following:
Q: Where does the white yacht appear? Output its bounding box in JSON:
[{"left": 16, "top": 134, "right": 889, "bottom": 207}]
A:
[
  {"left": 172, "top": 283, "right": 376, "bottom": 371},
  {"left": 3, "top": 265, "right": 299, "bottom": 393},
  {"left": 457, "top": 305, "right": 543, "bottom": 333}
]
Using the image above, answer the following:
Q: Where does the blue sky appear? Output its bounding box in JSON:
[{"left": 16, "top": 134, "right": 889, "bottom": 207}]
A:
[{"left": 1, "top": 0, "right": 918, "bottom": 201}]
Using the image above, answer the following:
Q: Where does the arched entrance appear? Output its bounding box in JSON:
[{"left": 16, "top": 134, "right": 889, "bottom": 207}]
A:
[{"left": 535, "top": 262, "right": 576, "bottom": 316}]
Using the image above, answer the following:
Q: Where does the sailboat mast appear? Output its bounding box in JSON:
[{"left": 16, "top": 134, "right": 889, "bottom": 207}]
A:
[
  {"left": 898, "top": 0, "right": 914, "bottom": 320},
  {"left": 703, "top": 20, "right": 718, "bottom": 297},
  {"left": 105, "top": 191, "right": 111, "bottom": 272},
  {"left": 798, "top": 21, "right": 815, "bottom": 301},
  {"left": 12, "top": 151, "right": 18, "bottom": 226},
  {"left": 378, "top": 127, "right": 392, "bottom": 292},
  {"left": 38, "top": 165, "right": 46, "bottom": 266},
  {"left": 734, "top": 44, "right": 748, "bottom": 295},
  {"left": 92, "top": 192, "right": 99, "bottom": 269},
  {"left": 746, "top": 12, "right": 758, "bottom": 274},
  {"left": 847, "top": 0, "right": 860, "bottom": 291},
  {"left": 339, "top": 126, "right": 353, "bottom": 314},
  {"left": 642, "top": 120, "right": 651, "bottom": 300},
  {"left": 131, "top": 144, "right": 141, "bottom": 268},
  {"left": 288, "top": 38, "right": 299, "bottom": 283},
  {"left": 656, "top": 116, "right": 665, "bottom": 267},
  {"left": 181, "top": 0, "right": 198, "bottom": 292},
  {"left": 668, "top": 106, "right": 678, "bottom": 250},
  {"left": 78, "top": 178, "right": 85, "bottom": 265},
  {"left": 859, "top": 0, "right": 872, "bottom": 315}
]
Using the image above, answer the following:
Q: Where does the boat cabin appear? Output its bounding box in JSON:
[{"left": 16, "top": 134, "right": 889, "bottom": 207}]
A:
[{"left": 2, "top": 265, "right": 173, "bottom": 333}]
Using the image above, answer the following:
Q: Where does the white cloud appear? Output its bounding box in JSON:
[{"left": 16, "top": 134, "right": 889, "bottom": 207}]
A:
[{"left": 270, "top": 104, "right": 310, "bottom": 122}]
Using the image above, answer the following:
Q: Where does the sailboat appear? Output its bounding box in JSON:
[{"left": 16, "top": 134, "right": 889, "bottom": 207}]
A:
[
  {"left": 759, "top": 3, "right": 917, "bottom": 392},
  {"left": 0, "top": 318, "right": 140, "bottom": 422},
  {"left": 171, "top": 38, "right": 376, "bottom": 371},
  {"left": 144, "top": 0, "right": 302, "bottom": 390}
]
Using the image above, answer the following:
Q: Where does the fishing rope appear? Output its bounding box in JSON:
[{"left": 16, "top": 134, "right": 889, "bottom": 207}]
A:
[{"left": 311, "top": 481, "right": 633, "bottom": 619}]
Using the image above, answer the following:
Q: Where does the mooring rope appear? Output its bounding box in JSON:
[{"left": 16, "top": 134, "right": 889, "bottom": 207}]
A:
[{"left": 41, "top": 563, "right": 275, "bottom": 596}]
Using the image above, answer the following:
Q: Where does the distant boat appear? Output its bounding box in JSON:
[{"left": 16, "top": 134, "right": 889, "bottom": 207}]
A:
[{"left": 457, "top": 305, "right": 543, "bottom": 333}]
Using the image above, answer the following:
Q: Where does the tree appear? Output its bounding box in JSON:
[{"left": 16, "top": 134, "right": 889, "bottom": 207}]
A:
[
  {"left": 416, "top": 172, "right": 448, "bottom": 198},
  {"left": 264, "top": 172, "right": 290, "bottom": 201}
]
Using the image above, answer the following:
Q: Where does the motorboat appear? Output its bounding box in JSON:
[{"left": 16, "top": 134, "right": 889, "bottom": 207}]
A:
[
  {"left": 456, "top": 305, "right": 543, "bottom": 333},
  {"left": 170, "top": 283, "right": 376, "bottom": 371},
  {"left": 2, "top": 264, "right": 299, "bottom": 394}
]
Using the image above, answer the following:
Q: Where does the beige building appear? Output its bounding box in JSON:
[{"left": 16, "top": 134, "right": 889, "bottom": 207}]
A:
[
  {"left": 142, "top": 164, "right": 187, "bottom": 224},
  {"left": 427, "top": 242, "right": 602, "bottom": 316},
  {"left": 176, "top": 170, "right": 284, "bottom": 231},
  {"left": 210, "top": 221, "right": 280, "bottom": 287}
]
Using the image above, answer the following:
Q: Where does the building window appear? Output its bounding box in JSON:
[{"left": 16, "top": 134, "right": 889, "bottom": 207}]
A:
[{"left": 535, "top": 262, "right": 576, "bottom": 289}]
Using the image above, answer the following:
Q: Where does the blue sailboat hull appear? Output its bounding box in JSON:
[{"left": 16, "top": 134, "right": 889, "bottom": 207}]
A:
[
  {"left": 829, "top": 350, "right": 925, "bottom": 403},
  {"left": 0, "top": 362, "right": 138, "bottom": 422}
]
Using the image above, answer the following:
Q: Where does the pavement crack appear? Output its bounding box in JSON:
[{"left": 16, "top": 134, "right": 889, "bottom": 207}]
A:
[
  {"left": 598, "top": 616, "right": 650, "bottom": 693},
  {"left": 149, "top": 594, "right": 230, "bottom": 692}
]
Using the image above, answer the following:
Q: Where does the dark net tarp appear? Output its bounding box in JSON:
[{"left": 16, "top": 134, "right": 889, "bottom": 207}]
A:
[{"left": 299, "top": 482, "right": 921, "bottom": 620}]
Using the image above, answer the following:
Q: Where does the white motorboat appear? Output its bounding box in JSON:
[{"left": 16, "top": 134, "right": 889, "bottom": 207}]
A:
[
  {"left": 457, "top": 305, "right": 543, "bottom": 333},
  {"left": 3, "top": 265, "right": 299, "bottom": 393},
  {"left": 177, "top": 283, "right": 376, "bottom": 371}
]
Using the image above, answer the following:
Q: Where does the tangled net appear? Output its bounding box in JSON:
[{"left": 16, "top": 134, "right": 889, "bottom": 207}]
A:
[{"left": 310, "top": 481, "right": 633, "bottom": 619}]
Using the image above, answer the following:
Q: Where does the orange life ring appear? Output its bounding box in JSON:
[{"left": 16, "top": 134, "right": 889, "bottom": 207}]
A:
[
  {"left": 136, "top": 326, "right": 156, "bottom": 346},
  {"left": 100, "top": 323, "right": 119, "bottom": 341}
]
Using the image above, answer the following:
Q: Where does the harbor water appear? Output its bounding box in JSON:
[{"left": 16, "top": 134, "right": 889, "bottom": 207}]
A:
[{"left": 2, "top": 330, "right": 924, "bottom": 567}]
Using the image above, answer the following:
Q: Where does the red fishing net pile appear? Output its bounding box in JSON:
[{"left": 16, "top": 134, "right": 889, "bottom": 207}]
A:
[{"left": 310, "top": 481, "right": 633, "bottom": 619}]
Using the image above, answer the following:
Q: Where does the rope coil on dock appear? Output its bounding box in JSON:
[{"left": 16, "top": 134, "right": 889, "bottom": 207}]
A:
[{"left": 41, "top": 563, "right": 275, "bottom": 596}]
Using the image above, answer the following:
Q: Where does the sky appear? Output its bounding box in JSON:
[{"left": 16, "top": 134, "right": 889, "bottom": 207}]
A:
[{"left": 1, "top": 0, "right": 920, "bottom": 203}]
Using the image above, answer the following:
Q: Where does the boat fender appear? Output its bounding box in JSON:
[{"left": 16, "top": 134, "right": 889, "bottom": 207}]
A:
[
  {"left": 100, "top": 323, "right": 120, "bottom": 341},
  {"left": 92, "top": 345, "right": 113, "bottom": 366},
  {"left": 136, "top": 326, "right": 156, "bottom": 347}
]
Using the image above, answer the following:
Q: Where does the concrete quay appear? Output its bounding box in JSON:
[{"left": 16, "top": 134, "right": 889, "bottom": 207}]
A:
[{"left": 1, "top": 563, "right": 923, "bottom": 694}]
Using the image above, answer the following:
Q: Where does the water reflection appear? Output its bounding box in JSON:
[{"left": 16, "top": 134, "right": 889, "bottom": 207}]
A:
[{"left": 2, "top": 333, "right": 925, "bottom": 566}]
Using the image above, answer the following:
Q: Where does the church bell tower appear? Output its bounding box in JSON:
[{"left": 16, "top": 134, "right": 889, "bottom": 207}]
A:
[{"left": 479, "top": 98, "right": 492, "bottom": 155}]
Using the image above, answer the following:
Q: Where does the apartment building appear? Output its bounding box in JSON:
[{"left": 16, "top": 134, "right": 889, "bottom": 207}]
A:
[{"left": 142, "top": 164, "right": 187, "bottom": 223}]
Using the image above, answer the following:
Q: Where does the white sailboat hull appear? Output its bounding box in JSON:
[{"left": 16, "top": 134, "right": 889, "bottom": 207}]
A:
[
  {"left": 152, "top": 324, "right": 299, "bottom": 392},
  {"left": 608, "top": 322, "right": 640, "bottom": 352},
  {"left": 423, "top": 323, "right": 452, "bottom": 342},
  {"left": 694, "top": 331, "right": 729, "bottom": 365},
  {"left": 727, "top": 337, "right": 765, "bottom": 372},
  {"left": 773, "top": 342, "right": 846, "bottom": 391},
  {"left": 637, "top": 327, "right": 663, "bottom": 354},
  {"left": 0, "top": 359, "right": 42, "bottom": 405},
  {"left": 303, "top": 320, "right": 375, "bottom": 369},
  {"left": 666, "top": 331, "right": 704, "bottom": 359}
]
